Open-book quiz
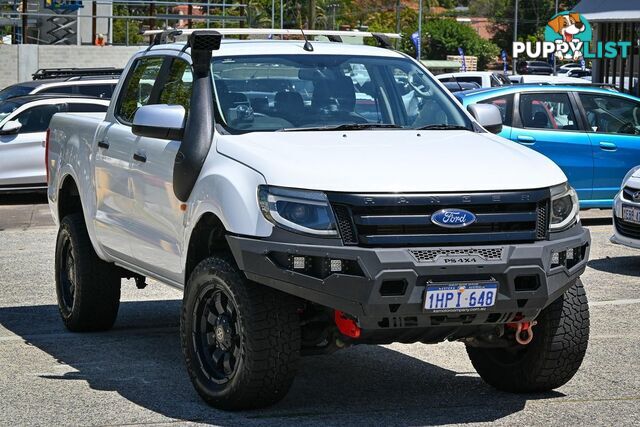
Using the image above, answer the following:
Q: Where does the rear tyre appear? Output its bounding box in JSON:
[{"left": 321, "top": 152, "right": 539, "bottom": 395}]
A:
[
  {"left": 466, "top": 279, "right": 589, "bottom": 392},
  {"left": 55, "top": 213, "right": 121, "bottom": 331},
  {"left": 181, "top": 256, "right": 301, "bottom": 410}
]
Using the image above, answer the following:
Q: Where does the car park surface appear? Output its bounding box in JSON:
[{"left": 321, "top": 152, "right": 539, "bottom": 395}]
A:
[
  {"left": 0, "top": 201, "right": 638, "bottom": 426},
  {"left": 456, "top": 85, "right": 640, "bottom": 208}
]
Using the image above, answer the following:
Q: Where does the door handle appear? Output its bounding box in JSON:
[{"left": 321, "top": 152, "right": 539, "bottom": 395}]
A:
[
  {"left": 599, "top": 141, "right": 617, "bottom": 151},
  {"left": 133, "top": 151, "right": 147, "bottom": 163},
  {"left": 97, "top": 140, "right": 110, "bottom": 149},
  {"left": 517, "top": 135, "right": 536, "bottom": 144}
]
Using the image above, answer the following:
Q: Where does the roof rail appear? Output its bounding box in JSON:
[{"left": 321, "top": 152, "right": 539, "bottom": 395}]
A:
[
  {"left": 32, "top": 67, "right": 124, "bottom": 81},
  {"left": 142, "top": 28, "right": 401, "bottom": 49}
]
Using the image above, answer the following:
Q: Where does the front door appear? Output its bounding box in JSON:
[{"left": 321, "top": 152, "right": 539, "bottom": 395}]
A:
[
  {"left": 0, "top": 103, "right": 66, "bottom": 189},
  {"left": 510, "top": 91, "right": 594, "bottom": 202},
  {"left": 128, "top": 56, "right": 192, "bottom": 282},
  {"left": 578, "top": 92, "right": 640, "bottom": 204}
]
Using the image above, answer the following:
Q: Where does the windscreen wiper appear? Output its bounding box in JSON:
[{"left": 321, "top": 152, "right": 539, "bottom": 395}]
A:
[
  {"left": 279, "top": 123, "right": 403, "bottom": 132},
  {"left": 415, "top": 124, "right": 470, "bottom": 131}
]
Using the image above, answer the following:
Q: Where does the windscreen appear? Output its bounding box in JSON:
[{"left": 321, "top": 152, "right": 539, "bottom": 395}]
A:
[
  {"left": 0, "top": 85, "right": 33, "bottom": 102},
  {"left": 211, "top": 55, "right": 472, "bottom": 133}
]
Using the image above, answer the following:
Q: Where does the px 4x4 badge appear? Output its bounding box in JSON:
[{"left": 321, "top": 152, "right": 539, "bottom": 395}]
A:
[{"left": 440, "top": 256, "right": 480, "bottom": 264}]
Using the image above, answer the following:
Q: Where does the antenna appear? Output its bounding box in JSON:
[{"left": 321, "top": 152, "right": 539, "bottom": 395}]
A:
[{"left": 300, "top": 28, "right": 314, "bottom": 52}]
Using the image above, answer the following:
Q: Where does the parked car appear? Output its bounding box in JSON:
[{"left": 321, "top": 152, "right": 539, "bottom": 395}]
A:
[
  {"left": 456, "top": 85, "right": 640, "bottom": 208},
  {"left": 436, "top": 71, "right": 512, "bottom": 88},
  {"left": 0, "top": 95, "right": 109, "bottom": 192},
  {"left": 0, "top": 67, "right": 121, "bottom": 102},
  {"left": 612, "top": 166, "right": 640, "bottom": 249},
  {"left": 441, "top": 80, "right": 482, "bottom": 93},
  {"left": 558, "top": 63, "right": 584, "bottom": 73},
  {"left": 516, "top": 60, "right": 554, "bottom": 75},
  {"left": 508, "top": 74, "right": 590, "bottom": 85},
  {"left": 47, "top": 29, "right": 591, "bottom": 410}
]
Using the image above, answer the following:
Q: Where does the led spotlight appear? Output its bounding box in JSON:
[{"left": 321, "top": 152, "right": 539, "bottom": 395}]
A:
[
  {"left": 551, "top": 251, "right": 560, "bottom": 267},
  {"left": 293, "top": 256, "right": 306, "bottom": 270},
  {"left": 330, "top": 259, "right": 342, "bottom": 272}
]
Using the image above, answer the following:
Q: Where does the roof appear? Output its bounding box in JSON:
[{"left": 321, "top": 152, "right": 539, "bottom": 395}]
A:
[
  {"left": 3, "top": 75, "right": 120, "bottom": 89},
  {"left": 150, "top": 39, "right": 405, "bottom": 59},
  {"left": 421, "top": 60, "right": 461, "bottom": 69},
  {"left": 437, "top": 71, "right": 499, "bottom": 78},
  {"left": 574, "top": 0, "right": 640, "bottom": 21},
  {"left": 2, "top": 94, "right": 111, "bottom": 105},
  {"left": 455, "top": 84, "right": 638, "bottom": 102}
]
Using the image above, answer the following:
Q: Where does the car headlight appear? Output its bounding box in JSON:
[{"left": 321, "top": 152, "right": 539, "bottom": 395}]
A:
[
  {"left": 549, "top": 183, "right": 579, "bottom": 231},
  {"left": 258, "top": 186, "right": 338, "bottom": 237}
]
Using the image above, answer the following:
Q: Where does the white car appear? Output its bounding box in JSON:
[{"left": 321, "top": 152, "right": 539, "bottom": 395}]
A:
[
  {"left": 436, "top": 71, "right": 512, "bottom": 88},
  {"left": 612, "top": 166, "right": 640, "bottom": 249},
  {"left": 508, "top": 74, "right": 589, "bottom": 85},
  {"left": 0, "top": 95, "right": 109, "bottom": 191},
  {"left": 47, "top": 29, "right": 591, "bottom": 410}
]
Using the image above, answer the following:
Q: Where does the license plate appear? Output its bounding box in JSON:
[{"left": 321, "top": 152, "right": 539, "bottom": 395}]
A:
[
  {"left": 424, "top": 282, "right": 498, "bottom": 312},
  {"left": 623, "top": 205, "right": 640, "bottom": 224}
]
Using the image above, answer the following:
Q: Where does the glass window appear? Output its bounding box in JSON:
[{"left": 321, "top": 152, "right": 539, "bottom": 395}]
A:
[
  {"left": 116, "top": 57, "right": 164, "bottom": 123},
  {"left": 519, "top": 93, "right": 577, "bottom": 130},
  {"left": 39, "top": 86, "right": 74, "bottom": 95},
  {"left": 76, "top": 84, "right": 116, "bottom": 99},
  {"left": 158, "top": 59, "right": 193, "bottom": 111},
  {"left": 0, "top": 101, "right": 21, "bottom": 122},
  {"left": 14, "top": 103, "right": 67, "bottom": 133},
  {"left": 456, "top": 76, "right": 483, "bottom": 85},
  {"left": 580, "top": 93, "right": 640, "bottom": 135},
  {"left": 480, "top": 94, "right": 514, "bottom": 126},
  {"left": 0, "top": 85, "right": 33, "bottom": 102},
  {"left": 67, "top": 103, "right": 108, "bottom": 113},
  {"left": 211, "top": 55, "right": 471, "bottom": 133}
]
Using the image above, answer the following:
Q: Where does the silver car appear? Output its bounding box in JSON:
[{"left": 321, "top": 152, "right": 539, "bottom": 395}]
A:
[{"left": 0, "top": 95, "right": 109, "bottom": 192}]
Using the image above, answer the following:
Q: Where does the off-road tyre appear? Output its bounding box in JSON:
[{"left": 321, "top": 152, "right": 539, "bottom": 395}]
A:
[
  {"left": 181, "top": 256, "right": 301, "bottom": 410},
  {"left": 467, "top": 279, "right": 589, "bottom": 392},
  {"left": 55, "top": 213, "right": 121, "bottom": 331}
]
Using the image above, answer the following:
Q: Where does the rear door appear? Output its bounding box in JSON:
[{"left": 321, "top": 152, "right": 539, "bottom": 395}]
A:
[
  {"left": 93, "top": 56, "right": 165, "bottom": 259},
  {"left": 510, "top": 91, "right": 594, "bottom": 202},
  {"left": 0, "top": 101, "right": 66, "bottom": 189},
  {"left": 127, "top": 56, "right": 192, "bottom": 282},
  {"left": 578, "top": 92, "right": 640, "bottom": 203}
]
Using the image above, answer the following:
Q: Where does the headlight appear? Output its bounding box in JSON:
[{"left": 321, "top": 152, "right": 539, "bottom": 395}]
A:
[
  {"left": 549, "top": 183, "right": 579, "bottom": 231},
  {"left": 258, "top": 186, "right": 338, "bottom": 237}
]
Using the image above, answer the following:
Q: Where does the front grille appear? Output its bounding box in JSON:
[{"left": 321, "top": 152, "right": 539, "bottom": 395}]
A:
[
  {"left": 615, "top": 217, "right": 640, "bottom": 239},
  {"left": 623, "top": 186, "right": 640, "bottom": 202},
  {"left": 410, "top": 247, "right": 504, "bottom": 262},
  {"left": 329, "top": 190, "right": 550, "bottom": 247}
]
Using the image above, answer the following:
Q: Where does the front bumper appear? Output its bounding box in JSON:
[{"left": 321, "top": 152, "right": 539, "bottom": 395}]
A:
[
  {"left": 611, "top": 191, "right": 640, "bottom": 249},
  {"left": 227, "top": 226, "right": 590, "bottom": 333}
]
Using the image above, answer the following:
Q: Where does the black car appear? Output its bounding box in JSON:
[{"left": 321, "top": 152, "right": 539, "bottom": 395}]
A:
[
  {"left": 0, "top": 68, "right": 122, "bottom": 102},
  {"left": 516, "top": 60, "right": 553, "bottom": 75}
]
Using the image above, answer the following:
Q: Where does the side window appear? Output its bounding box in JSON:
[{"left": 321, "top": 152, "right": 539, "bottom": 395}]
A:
[
  {"left": 77, "top": 84, "right": 115, "bottom": 99},
  {"left": 480, "top": 94, "right": 514, "bottom": 126},
  {"left": 39, "top": 86, "right": 73, "bottom": 95},
  {"left": 14, "top": 103, "right": 67, "bottom": 133},
  {"left": 116, "top": 57, "right": 164, "bottom": 123},
  {"left": 158, "top": 59, "right": 193, "bottom": 111},
  {"left": 519, "top": 93, "right": 577, "bottom": 130},
  {"left": 67, "top": 103, "right": 108, "bottom": 113},
  {"left": 580, "top": 93, "right": 640, "bottom": 135}
]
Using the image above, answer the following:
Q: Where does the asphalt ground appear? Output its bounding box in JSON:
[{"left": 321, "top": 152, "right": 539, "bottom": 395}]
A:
[{"left": 0, "top": 195, "right": 639, "bottom": 426}]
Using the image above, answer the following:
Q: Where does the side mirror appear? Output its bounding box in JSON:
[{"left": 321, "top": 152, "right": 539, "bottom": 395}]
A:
[
  {"left": 467, "top": 104, "right": 503, "bottom": 134},
  {"left": 0, "top": 120, "right": 22, "bottom": 135},
  {"left": 132, "top": 104, "right": 186, "bottom": 140}
]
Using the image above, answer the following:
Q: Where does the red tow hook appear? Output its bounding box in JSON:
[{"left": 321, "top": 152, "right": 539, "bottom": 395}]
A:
[
  {"left": 506, "top": 320, "right": 538, "bottom": 345},
  {"left": 334, "top": 310, "right": 361, "bottom": 338}
]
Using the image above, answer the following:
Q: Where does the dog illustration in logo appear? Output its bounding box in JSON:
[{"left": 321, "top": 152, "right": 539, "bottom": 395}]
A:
[{"left": 548, "top": 13, "right": 586, "bottom": 60}]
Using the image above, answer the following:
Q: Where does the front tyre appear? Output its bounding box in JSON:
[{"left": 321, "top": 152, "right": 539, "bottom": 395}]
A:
[
  {"left": 181, "top": 256, "right": 301, "bottom": 410},
  {"left": 467, "top": 279, "right": 589, "bottom": 392},
  {"left": 55, "top": 213, "right": 121, "bottom": 331}
]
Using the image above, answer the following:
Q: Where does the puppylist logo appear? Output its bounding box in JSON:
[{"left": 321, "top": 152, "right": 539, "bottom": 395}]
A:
[{"left": 513, "top": 11, "right": 632, "bottom": 61}]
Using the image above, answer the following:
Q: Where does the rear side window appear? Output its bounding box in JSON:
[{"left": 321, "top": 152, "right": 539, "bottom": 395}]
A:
[
  {"left": 76, "top": 84, "right": 115, "bottom": 99},
  {"left": 67, "top": 103, "right": 108, "bottom": 113},
  {"left": 479, "top": 94, "right": 514, "bottom": 126},
  {"left": 519, "top": 92, "right": 577, "bottom": 130},
  {"left": 116, "top": 57, "right": 164, "bottom": 123}
]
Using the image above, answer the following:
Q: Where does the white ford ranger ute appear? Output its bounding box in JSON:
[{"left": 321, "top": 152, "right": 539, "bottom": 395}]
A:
[{"left": 47, "top": 30, "right": 591, "bottom": 410}]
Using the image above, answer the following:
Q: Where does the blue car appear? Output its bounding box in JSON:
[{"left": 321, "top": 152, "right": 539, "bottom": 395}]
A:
[{"left": 456, "top": 85, "right": 640, "bottom": 208}]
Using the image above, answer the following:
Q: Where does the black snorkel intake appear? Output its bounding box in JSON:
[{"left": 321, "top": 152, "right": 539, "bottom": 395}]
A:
[{"left": 173, "top": 31, "right": 222, "bottom": 202}]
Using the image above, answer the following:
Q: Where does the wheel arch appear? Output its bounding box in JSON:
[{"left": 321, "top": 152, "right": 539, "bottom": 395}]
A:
[
  {"left": 58, "top": 174, "right": 83, "bottom": 221},
  {"left": 184, "top": 211, "right": 234, "bottom": 285}
]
